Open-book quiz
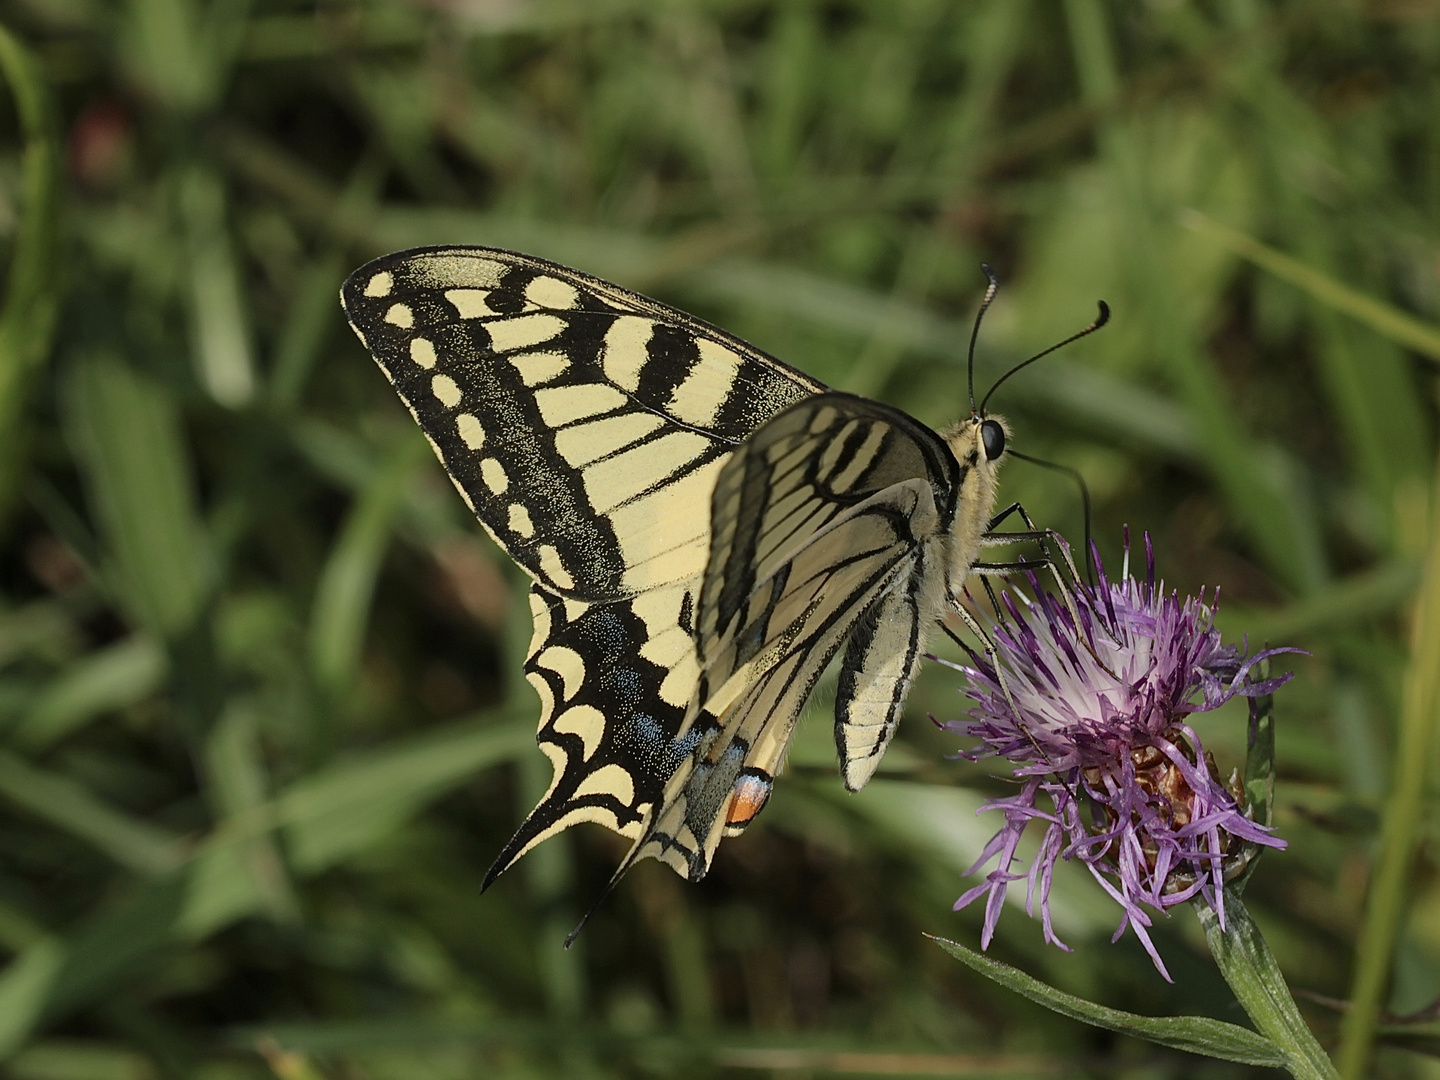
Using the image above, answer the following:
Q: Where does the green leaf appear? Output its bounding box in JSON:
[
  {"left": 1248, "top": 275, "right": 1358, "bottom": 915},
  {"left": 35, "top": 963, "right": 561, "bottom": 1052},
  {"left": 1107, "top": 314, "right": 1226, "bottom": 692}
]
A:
[
  {"left": 13, "top": 635, "right": 167, "bottom": 750},
  {"left": 0, "top": 25, "right": 61, "bottom": 517},
  {"left": 0, "top": 938, "right": 64, "bottom": 1059},
  {"left": 1337, "top": 461, "right": 1440, "bottom": 1079},
  {"left": 180, "top": 166, "right": 256, "bottom": 408},
  {"left": 307, "top": 435, "right": 430, "bottom": 702},
  {"left": 0, "top": 750, "right": 186, "bottom": 876},
  {"left": 278, "top": 716, "right": 532, "bottom": 873},
  {"left": 61, "top": 354, "right": 213, "bottom": 639},
  {"left": 1180, "top": 209, "right": 1440, "bottom": 365},
  {"left": 929, "top": 934, "right": 1287, "bottom": 1068},
  {"left": 181, "top": 701, "right": 298, "bottom": 935},
  {"left": 7, "top": 1039, "right": 157, "bottom": 1080}
]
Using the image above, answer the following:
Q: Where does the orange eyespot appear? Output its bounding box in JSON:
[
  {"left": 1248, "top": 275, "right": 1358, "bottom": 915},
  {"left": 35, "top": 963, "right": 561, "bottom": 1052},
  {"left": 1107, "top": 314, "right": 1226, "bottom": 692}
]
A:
[{"left": 725, "top": 773, "right": 773, "bottom": 828}]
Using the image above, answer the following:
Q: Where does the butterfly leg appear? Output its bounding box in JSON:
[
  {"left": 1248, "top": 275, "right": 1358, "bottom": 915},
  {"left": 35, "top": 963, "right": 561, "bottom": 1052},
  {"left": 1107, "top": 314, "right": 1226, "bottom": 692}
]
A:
[
  {"left": 981, "top": 501, "right": 1087, "bottom": 591},
  {"left": 975, "top": 502, "right": 1118, "bottom": 680},
  {"left": 938, "top": 603, "right": 1065, "bottom": 773}
]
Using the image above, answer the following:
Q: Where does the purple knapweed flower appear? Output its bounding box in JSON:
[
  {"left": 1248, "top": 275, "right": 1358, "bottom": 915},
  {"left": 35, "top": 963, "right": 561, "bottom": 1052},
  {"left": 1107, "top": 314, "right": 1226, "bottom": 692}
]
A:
[{"left": 941, "top": 533, "right": 1298, "bottom": 980}]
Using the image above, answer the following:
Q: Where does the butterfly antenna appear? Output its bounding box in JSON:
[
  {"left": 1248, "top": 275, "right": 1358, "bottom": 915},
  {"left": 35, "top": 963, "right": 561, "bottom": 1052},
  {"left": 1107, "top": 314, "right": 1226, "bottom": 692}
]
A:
[
  {"left": 979, "top": 300, "right": 1110, "bottom": 416},
  {"left": 1007, "top": 449, "right": 1096, "bottom": 587},
  {"left": 968, "top": 264, "right": 1001, "bottom": 415}
]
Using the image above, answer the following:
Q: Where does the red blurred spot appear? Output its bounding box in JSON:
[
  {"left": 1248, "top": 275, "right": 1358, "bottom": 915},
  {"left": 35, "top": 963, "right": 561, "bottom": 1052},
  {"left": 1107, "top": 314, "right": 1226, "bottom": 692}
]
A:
[{"left": 69, "top": 101, "right": 133, "bottom": 190}]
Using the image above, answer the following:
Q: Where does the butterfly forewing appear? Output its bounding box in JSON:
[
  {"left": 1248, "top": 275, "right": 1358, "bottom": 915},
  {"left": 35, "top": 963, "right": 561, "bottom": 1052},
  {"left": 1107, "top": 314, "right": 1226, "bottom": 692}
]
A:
[
  {"left": 342, "top": 247, "right": 823, "bottom": 600},
  {"left": 342, "top": 247, "right": 823, "bottom": 882}
]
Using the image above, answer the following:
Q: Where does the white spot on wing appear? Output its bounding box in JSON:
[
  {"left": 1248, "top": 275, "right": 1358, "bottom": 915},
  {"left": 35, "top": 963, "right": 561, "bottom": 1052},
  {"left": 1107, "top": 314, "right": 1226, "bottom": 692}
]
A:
[
  {"left": 410, "top": 338, "right": 437, "bottom": 369},
  {"left": 480, "top": 458, "right": 509, "bottom": 493},
  {"left": 818, "top": 419, "right": 862, "bottom": 479},
  {"left": 431, "top": 374, "right": 462, "bottom": 408},
  {"left": 808, "top": 404, "right": 838, "bottom": 434},
  {"left": 527, "top": 666, "right": 555, "bottom": 728},
  {"left": 535, "top": 383, "right": 627, "bottom": 427},
  {"left": 668, "top": 339, "right": 742, "bottom": 427},
  {"left": 554, "top": 412, "right": 665, "bottom": 468},
  {"left": 552, "top": 704, "right": 605, "bottom": 760},
  {"left": 573, "top": 762, "right": 634, "bottom": 804},
  {"left": 539, "top": 545, "right": 575, "bottom": 591},
  {"left": 536, "top": 645, "right": 586, "bottom": 701},
  {"left": 527, "top": 588, "right": 553, "bottom": 654},
  {"left": 659, "top": 655, "right": 699, "bottom": 708},
  {"left": 509, "top": 350, "right": 569, "bottom": 387},
  {"left": 488, "top": 313, "right": 566, "bottom": 353},
  {"left": 446, "top": 289, "right": 495, "bottom": 319},
  {"left": 384, "top": 304, "right": 413, "bottom": 329},
  {"left": 364, "top": 271, "right": 393, "bottom": 297},
  {"left": 457, "top": 413, "right": 485, "bottom": 449},
  {"left": 601, "top": 316, "right": 653, "bottom": 392},
  {"left": 640, "top": 625, "right": 692, "bottom": 669},
  {"left": 525, "top": 276, "right": 580, "bottom": 310},
  {"left": 508, "top": 504, "right": 535, "bottom": 538}
]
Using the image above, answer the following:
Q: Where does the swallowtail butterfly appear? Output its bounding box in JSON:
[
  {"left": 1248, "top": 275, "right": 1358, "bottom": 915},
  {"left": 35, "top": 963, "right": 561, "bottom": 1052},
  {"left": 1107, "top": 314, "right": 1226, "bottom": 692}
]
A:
[{"left": 342, "top": 247, "right": 1103, "bottom": 925}]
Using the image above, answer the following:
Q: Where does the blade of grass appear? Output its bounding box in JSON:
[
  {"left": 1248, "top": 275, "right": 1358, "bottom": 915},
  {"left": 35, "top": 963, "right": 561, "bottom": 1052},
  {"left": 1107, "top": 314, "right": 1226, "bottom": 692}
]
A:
[
  {"left": 0, "top": 938, "right": 64, "bottom": 1059},
  {"left": 1337, "top": 458, "right": 1440, "bottom": 1078},
  {"left": 270, "top": 153, "right": 383, "bottom": 411},
  {"left": 181, "top": 165, "right": 256, "bottom": 408},
  {"left": 1180, "top": 209, "right": 1440, "bottom": 364},
  {"left": 1218, "top": 558, "right": 1421, "bottom": 644},
  {"left": 0, "top": 750, "right": 186, "bottom": 875},
  {"left": 0, "top": 24, "right": 60, "bottom": 517},
  {"left": 191, "top": 701, "right": 298, "bottom": 930},
  {"left": 13, "top": 635, "right": 167, "bottom": 750},
  {"left": 277, "top": 714, "right": 532, "bottom": 874},
  {"left": 308, "top": 435, "right": 430, "bottom": 706},
  {"left": 61, "top": 354, "right": 213, "bottom": 639},
  {"left": 7, "top": 1040, "right": 157, "bottom": 1080}
]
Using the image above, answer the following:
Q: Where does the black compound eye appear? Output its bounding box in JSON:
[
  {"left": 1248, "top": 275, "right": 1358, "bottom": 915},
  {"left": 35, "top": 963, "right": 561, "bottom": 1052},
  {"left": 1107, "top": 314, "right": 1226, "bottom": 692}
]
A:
[{"left": 981, "top": 419, "right": 1006, "bottom": 462}]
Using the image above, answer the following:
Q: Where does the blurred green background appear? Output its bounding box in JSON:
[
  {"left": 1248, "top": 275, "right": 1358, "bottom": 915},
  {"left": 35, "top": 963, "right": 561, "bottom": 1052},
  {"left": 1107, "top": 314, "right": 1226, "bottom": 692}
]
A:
[{"left": 0, "top": 0, "right": 1435, "bottom": 1077}]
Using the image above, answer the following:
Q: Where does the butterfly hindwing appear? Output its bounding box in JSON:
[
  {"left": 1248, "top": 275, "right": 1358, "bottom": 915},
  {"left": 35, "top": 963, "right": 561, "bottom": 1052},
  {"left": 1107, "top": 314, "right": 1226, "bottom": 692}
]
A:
[
  {"left": 607, "top": 394, "right": 962, "bottom": 881},
  {"left": 481, "top": 584, "right": 697, "bottom": 886}
]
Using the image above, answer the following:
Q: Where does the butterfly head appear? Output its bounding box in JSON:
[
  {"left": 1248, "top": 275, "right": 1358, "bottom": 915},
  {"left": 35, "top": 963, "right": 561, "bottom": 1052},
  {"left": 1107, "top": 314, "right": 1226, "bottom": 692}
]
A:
[
  {"left": 940, "top": 410, "right": 1011, "bottom": 592},
  {"left": 944, "top": 412, "right": 1010, "bottom": 470}
]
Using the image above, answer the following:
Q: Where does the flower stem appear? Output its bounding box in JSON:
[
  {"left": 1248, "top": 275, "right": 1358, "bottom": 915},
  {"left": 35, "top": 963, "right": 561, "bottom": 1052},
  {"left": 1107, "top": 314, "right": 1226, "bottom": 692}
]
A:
[{"left": 1196, "top": 891, "right": 1338, "bottom": 1080}]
